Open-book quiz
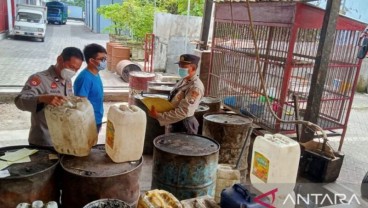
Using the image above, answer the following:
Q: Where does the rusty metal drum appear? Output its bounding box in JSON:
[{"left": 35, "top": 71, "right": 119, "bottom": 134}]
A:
[
  {"left": 116, "top": 60, "right": 142, "bottom": 82},
  {"left": 128, "top": 71, "right": 156, "bottom": 105},
  {"left": 148, "top": 81, "right": 176, "bottom": 87},
  {"left": 129, "top": 71, "right": 156, "bottom": 92},
  {"left": 200, "top": 97, "right": 222, "bottom": 113},
  {"left": 0, "top": 145, "right": 60, "bottom": 208},
  {"left": 152, "top": 133, "right": 219, "bottom": 200},
  {"left": 133, "top": 94, "right": 167, "bottom": 155},
  {"left": 60, "top": 145, "right": 142, "bottom": 208},
  {"left": 203, "top": 113, "right": 253, "bottom": 173},
  {"left": 194, "top": 104, "right": 210, "bottom": 135}
]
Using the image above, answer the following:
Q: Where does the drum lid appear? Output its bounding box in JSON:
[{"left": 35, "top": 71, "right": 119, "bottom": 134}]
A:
[
  {"left": 195, "top": 105, "right": 210, "bottom": 112},
  {"left": 204, "top": 113, "right": 252, "bottom": 125},
  {"left": 0, "top": 145, "right": 59, "bottom": 179},
  {"left": 154, "top": 133, "right": 219, "bottom": 156},
  {"left": 201, "top": 97, "right": 221, "bottom": 104},
  {"left": 134, "top": 93, "right": 168, "bottom": 100},
  {"left": 129, "top": 71, "right": 155, "bottom": 78},
  {"left": 61, "top": 145, "right": 142, "bottom": 177}
]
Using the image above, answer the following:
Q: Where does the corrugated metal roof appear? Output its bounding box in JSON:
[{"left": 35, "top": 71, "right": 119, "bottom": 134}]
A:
[{"left": 213, "top": 0, "right": 317, "bottom": 2}]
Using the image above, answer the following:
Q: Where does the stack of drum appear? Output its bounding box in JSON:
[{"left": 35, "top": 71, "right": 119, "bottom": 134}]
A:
[
  {"left": 106, "top": 42, "right": 131, "bottom": 72},
  {"left": 106, "top": 42, "right": 121, "bottom": 71},
  {"left": 112, "top": 46, "right": 130, "bottom": 72}
]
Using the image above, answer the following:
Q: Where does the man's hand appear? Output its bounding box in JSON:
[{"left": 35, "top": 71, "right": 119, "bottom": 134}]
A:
[
  {"left": 149, "top": 105, "right": 158, "bottom": 118},
  {"left": 38, "top": 95, "right": 66, "bottom": 107}
]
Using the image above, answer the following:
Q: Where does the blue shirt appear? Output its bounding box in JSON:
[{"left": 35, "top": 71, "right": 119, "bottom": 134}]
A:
[{"left": 74, "top": 69, "right": 104, "bottom": 125}]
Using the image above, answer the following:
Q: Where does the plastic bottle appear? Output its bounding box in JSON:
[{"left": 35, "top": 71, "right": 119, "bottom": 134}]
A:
[{"left": 105, "top": 104, "right": 146, "bottom": 163}]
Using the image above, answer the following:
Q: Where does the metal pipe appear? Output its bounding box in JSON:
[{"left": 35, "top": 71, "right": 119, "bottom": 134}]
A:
[
  {"left": 185, "top": 0, "right": 191, "bottom": 53},
  {"left": 199, "top": 0, "right": 213, "bottom": 50},
  {"left": 7, "top": 0, "right": 13, "bottom": 33},
  {"left": 302, "top": 0, "right": 342, "bottom": 142}
]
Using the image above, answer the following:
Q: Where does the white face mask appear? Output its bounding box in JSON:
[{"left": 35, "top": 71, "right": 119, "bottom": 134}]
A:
[{"left": 61, "top": 68, "right": 76, "bottom": 80}]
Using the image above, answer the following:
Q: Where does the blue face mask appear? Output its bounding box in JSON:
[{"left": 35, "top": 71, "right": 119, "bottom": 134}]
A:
[
  {"left": 97, "top": 60, "right": 107, "bottom": 71},
  {"left": 178, "top": 67, "right": 189, "bottom": 78}
]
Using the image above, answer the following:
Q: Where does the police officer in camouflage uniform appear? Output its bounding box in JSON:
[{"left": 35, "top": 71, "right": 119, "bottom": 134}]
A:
[
  {"left": 150, "top": 54, "right": 204, "bottom": 134},
  {"left": 14, "top": 47, "right": 84, "bottom": 147}
]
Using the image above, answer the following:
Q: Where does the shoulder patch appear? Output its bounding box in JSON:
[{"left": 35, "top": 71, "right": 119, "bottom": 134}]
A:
[
  {"left": 51, "top": 82, "right": 57, "bottom": 89},
  {"left": 29, "top": 76, "right": 41, "bottom": 87},
  {"left": 188, "top": 88, "right": 200, "bottom": 104}
]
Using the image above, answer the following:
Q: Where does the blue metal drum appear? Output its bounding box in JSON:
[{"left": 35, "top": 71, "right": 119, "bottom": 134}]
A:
[{"left": 151, "top": 133, "right": 220, "bottom": 200}]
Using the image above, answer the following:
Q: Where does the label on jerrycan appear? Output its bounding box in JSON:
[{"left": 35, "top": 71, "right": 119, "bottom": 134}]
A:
[{"left": 106, "top": 120, "right": 115, "bottom": 149}]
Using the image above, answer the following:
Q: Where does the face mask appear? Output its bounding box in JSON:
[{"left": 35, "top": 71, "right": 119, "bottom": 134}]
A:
[
  {"left": 61, "top": 68, "right": 76, "bottom": 80},
  {"left": 97, "top": 60, "right": 107, "bottom": 71},
  {"left": 178, "top": 67, "right": 189, "bottom": 78}
]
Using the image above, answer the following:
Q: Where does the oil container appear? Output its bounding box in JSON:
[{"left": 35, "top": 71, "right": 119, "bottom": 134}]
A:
[
  {"left": 203, "top": 113, "right": 253, "bottom": 174},
  {"left": 61, "top": 145, "right": 142, "bottom": 207},
  {"left": 194, "top": 104, "right": 209, "bottom": 135},
  {"left": 106, "top": 104, "right": 146, "bottom": 163},
  {"left": 250, "top": 134, "right": 300, "bottom": 196},
  {"left": 45, "top": 96, "right": 97, "bottom": 156},
  {"left": 0, "top": 145, "right": 60, "bottom": 208},
  {"left": 200, "top": 97, "right": 222, "bottom": 113},
  {"left": 220, "top": 184, "right": 269, "bottom": 208},
  {"left": 151, "top": 133, "right": 219, "bottom": 200}
]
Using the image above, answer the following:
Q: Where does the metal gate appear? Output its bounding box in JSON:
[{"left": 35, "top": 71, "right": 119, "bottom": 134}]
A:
[
  {"left": 144, "top": 33, "right": 154, "bottom": 72},
  {"left": 207, "top": 2, "right": 366, "bottom": 138}
]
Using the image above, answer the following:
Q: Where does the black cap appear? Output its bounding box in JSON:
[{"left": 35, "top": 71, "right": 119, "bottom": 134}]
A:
[{"left": 175, "top": 54, "right": 200, "bottom": 66}]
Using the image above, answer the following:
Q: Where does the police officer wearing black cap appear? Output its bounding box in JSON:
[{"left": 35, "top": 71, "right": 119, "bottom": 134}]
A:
[{"left": 149, "top": 54, "right": 204, "bottom": 134}]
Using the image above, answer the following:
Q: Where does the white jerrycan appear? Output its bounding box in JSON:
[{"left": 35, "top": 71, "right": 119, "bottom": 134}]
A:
[
  {"left": 105, "top": 103, "right": 146, "bottom": 163},
  {"left": 250, "top": 134, "right": 300, "bottom": 196},
  {"left": 45, "top": 96, "right": 97, "bottom": 156}
]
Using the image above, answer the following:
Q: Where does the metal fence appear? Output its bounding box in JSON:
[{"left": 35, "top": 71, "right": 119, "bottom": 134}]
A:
[{"left": 207, "top": 2, "right": 366, "bottom": 137}]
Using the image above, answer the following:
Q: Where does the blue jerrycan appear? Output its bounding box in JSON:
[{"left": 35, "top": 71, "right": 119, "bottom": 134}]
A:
[{"left": 220, "top": 184, "right": 270, "bottom": 208}]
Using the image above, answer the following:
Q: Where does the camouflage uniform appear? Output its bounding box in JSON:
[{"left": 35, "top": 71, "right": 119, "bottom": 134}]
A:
[{"left": 14, "top": 65, "right": 73, "bottom": 146}]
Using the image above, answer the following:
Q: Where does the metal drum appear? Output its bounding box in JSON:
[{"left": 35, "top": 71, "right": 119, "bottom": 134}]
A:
[
  {"left": 152, "top": 133, "right": 219, "bottom": 200},
  {"left": 148, "top": 85, "right": 173, "bottom": 96},
  {"left": 83, "top": 199, "right": 130, "bottom": 208},
  {"left": 148, "top": 81, "right": 176, "bottom": 87},
  {"left": 200, "top": 97, "right": 222, "bottom": 113},
  {"left": 194, "top": 104, "right": 210, "bottom": 135},
  {"left": 60, "top": 145, "right": 142, "bottom": 208},
  {"left": 106, "top": 42, "right": 122, "bottom": 71},
  {"left": 129, "top": 71, "right": 156, "bottom": 105},
  {"left": 116, "top": 60, "right": 142, "bottom": 82},
  {"left": 203, "top": 113, "right": 253, "bottom": 174},
  {"left": 129, "top": 71, "right": 156, "bottom": 92},
  {"left": 112, "top": 46, "right": 130, "bottom": 73},
  {"left": 0, "top": 145, "right": 60, "bottom": 208},
  {"left": 133, "top": 94, "right": 167, "bottom": 155}
]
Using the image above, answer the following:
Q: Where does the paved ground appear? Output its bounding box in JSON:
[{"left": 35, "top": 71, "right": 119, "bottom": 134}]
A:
[
  {"left": 0, "top": 20, "right": 124, "bottom": 88},
  {"left": 1, "top": 20, "right": 368, "bottom": 207}
]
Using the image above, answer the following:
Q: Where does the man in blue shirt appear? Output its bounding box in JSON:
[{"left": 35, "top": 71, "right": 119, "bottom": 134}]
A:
[{"left": 74, "top": 43, "right": 107, "bottom": 132}]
